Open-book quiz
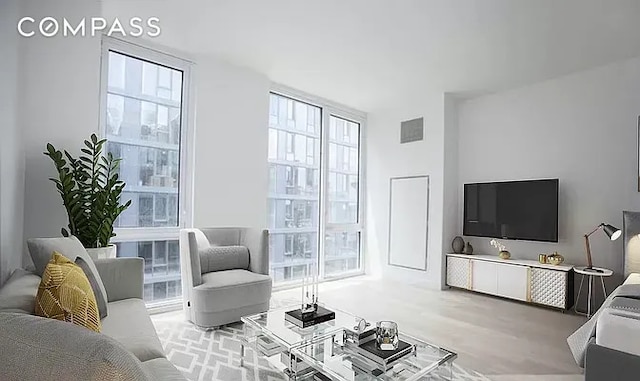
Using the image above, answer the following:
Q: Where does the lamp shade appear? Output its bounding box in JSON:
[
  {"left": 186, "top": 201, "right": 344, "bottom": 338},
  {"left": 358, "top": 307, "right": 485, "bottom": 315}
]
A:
[{"left": 603, "top": 224, "right": 622, "bottom": 241}]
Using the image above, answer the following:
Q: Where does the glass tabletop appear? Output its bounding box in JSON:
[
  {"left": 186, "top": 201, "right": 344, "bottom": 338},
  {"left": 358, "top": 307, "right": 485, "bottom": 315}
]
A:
[
  {"left": 241, "top": 303, "right": 364, "bottom": 350},
  {"left": 292, "top": 330, "right": 457, "bottom": 381}
]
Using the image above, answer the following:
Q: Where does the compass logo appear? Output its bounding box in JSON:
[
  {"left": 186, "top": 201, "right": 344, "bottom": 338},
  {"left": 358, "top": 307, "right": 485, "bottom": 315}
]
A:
[{"left": 17, "top": 17, "right": 161, "bottom": 38}]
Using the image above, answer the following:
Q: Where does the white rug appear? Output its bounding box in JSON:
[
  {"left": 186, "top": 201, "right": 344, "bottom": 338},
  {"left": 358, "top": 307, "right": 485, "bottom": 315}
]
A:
[{"left": 151, "top": 307, "right": 492, "bottom": 381}]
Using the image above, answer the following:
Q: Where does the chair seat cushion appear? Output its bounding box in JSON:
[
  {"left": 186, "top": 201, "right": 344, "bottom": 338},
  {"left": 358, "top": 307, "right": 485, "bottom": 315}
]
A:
[
  {"left": 193, "top": 270, "right": 271, "bottom": 313},
  {"left": 101, "top": 299, "right": 165, "bottom": 362}
]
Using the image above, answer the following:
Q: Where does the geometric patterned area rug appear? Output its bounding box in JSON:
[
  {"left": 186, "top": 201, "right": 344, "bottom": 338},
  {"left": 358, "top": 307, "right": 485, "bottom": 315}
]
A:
[{"left": 151, "top": 304, "right": 492, "bottom": 381}]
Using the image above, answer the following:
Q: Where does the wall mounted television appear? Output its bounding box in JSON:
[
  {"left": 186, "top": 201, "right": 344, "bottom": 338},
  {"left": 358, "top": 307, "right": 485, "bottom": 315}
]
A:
[{"left": 463, "top": 179, "right": 559, "bottom": 242}]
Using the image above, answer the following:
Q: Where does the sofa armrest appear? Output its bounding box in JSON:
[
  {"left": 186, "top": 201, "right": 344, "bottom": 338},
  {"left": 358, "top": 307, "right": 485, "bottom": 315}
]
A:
[
  {"left": 0, "top": 313, "right": 150, "bottom": 380},
  {"left": 241, "top": 229, "right": 269, "bottom": 275},
  {"left": 93, "top": 258, "right": 144, "bottom": 302},
  {"left": 596, "top": 298, "right": 640, "bottom": 357},
  {"left": 586, "top": 339, "right": 640, "bottom": 381}
]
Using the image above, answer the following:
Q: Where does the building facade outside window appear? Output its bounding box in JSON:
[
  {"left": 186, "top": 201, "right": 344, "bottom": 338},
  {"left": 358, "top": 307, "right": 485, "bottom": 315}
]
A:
[
  {"left": 100, "top": 38, "right": 192, "bottom": 305},
  {"left": 267, "top": 91, "right": 364, "bottom": 284}
]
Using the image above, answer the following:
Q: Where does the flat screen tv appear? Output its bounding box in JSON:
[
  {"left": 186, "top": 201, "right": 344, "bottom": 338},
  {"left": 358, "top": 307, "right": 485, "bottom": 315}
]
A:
[{"left": 463, "top": 179, "right": 559, "bottom": 242}]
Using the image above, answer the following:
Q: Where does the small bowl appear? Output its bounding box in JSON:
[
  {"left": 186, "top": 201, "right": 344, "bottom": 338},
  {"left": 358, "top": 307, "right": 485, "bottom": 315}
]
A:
[{"left": 547, "top": 255, "right": 564, "bottom": 265}]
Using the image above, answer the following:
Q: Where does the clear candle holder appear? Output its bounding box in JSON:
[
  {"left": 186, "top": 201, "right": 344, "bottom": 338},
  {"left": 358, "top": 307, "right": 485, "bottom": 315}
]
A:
[{"left": 375, "top": 321, "right": 399, "bottom": 351}]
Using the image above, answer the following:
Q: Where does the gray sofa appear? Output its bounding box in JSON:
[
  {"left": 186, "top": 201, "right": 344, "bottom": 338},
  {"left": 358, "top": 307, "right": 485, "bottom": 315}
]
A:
[
  {"left": 180, "top": 227, "right": 272, "bottom": 328},
  {"left": 0, "top": 237, "right": 186, "bottom": 380}
]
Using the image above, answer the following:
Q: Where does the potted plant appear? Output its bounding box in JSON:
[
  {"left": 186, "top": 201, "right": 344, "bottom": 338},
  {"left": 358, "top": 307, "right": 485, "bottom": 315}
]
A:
[{"left": 44, "top": 134, "right": 131, "bottom": 259}]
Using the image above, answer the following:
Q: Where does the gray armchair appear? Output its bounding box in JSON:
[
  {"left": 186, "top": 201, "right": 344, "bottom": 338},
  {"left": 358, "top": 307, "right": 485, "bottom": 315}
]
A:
[{"left": 179, "top": 227, "right": 272, "bottom": 328}]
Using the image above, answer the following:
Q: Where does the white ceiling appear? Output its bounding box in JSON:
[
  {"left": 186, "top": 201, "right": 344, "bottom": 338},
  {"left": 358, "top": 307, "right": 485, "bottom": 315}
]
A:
[{"left": 104, "top": 0, "right": 640, "bottom": 111}]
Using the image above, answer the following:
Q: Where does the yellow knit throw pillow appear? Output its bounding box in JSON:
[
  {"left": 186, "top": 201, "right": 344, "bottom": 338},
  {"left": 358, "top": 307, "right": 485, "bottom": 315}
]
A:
[{"left": 35, "top": 251, "right": 101, "bottom": 332}]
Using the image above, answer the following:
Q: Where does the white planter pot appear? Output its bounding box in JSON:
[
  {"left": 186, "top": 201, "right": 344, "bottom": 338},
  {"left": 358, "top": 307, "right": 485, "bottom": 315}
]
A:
[{"left": 86, "top": 245, "right": 117, "bottom": 261}]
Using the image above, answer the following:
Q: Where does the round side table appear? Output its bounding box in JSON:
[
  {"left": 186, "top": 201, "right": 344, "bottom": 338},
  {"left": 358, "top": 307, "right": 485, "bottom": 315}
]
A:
[{"left": 574, "top": 266, "right": 613, "bottom": 318}]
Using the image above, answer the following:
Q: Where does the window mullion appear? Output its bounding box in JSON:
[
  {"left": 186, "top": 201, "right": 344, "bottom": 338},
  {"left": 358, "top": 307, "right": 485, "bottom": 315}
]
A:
[
  {"left": 111, "top": 228, "right": 180, "bottom": 242},
  {"left": 324, "top": 224, "right": 362, "bottom": 232},
  {"left": 318, "top": 107, "right": 329, "bottom": 280}
]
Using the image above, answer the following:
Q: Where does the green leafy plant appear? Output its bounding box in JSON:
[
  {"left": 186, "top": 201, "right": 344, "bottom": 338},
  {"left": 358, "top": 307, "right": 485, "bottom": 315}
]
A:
[{"left": 44, "top": 134, "right": 131, "bottom": 248}]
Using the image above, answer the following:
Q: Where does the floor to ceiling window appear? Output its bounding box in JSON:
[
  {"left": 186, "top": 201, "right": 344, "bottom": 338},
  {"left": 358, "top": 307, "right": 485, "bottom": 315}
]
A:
[
  {"left": 100, "top": 38, "right": 192, "bottom": 305},
  {"left": 325, "top": 115, "right": 361, "bottom": 276},
  {"left": 267, "top": 91, "right": 364, "bottom": 284}
]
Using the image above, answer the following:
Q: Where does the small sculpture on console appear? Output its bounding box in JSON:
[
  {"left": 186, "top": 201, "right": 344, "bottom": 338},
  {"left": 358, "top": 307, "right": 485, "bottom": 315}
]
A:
[
  {"left": 452, "top": 236, "right": 465, "bottom": 254},
  {"left": 490, "top": 239, "right": 511, "bottom": 259},
  {"left": 300, "top": 262, "right": 319, "bottom": 318},
  {"left": 285, "top": 262, "right": 335, "bottom": 328},
  {"left": 546, "top": 252, "right": 564, "bottom": 265}
]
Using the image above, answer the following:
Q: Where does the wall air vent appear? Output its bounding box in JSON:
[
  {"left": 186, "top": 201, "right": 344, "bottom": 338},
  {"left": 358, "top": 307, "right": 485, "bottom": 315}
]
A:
[{"left": 400, "top": 117, "right": 424, "bottom": 143}]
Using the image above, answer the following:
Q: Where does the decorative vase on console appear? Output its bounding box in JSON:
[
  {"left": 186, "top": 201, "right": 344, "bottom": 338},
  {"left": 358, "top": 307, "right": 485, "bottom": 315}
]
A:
[
  {"left": 452, "top": 236, "right": 465, "bottom": 254},
  {"left": 490, "top": 239, "right": 510, "bottom": 259},
  {"left": 546, "top": 252, "right": 564, "bottom": 265}
]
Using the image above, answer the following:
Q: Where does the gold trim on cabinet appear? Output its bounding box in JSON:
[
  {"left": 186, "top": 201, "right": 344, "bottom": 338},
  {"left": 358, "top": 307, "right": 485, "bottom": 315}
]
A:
[
  {"left": 467, "top": 259, "right": 472, "bottom": 290},
  {"left": 526, "top": 267, "right": 532, "bottom": 302}
]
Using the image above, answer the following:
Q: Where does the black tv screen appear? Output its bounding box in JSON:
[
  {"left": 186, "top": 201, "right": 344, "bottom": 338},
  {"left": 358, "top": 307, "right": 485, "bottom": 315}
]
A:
[{"left": 463, "top": 179, "right": 559, "bottom": 242}]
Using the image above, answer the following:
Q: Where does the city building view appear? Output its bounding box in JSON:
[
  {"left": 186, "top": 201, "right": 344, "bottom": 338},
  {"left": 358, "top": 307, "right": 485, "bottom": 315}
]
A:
[
  {"left": 268, "top": 93, "right": 362, "bottom": 283},
  {"left": 102, "top": 53, "right": 363, "bottom": 301},
  {"left": 104, "top": 51, "right": 184, "bottom": 303}
]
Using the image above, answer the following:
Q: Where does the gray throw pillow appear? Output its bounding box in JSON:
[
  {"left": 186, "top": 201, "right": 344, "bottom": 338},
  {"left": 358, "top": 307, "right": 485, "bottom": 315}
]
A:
[
  {"left": 0, "top": 312, "right": 150, "bottom": 381},
  {"left": 27, "top": 236, "right": 109, "bottom": 318},
  {"left": 0, "top": 269, "right": 41, "bottom": 314},
  {"left": 199, "top": 245, "right": 250, "bottom": 273},
  {"left": 76, "top": 257, "right": 109, "bottom": 319}
]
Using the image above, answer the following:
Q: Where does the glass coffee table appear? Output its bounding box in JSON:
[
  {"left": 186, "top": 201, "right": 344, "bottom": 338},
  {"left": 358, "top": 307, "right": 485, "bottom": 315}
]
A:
[
  {"left": 240, "top": 304, "right": 457, "bottom": 380},
  {"left": 293, "top": 330, "right": 457, "bottom": 380},
  {"left": 241, "top": 303, "right": 363, "bottom": 379}
]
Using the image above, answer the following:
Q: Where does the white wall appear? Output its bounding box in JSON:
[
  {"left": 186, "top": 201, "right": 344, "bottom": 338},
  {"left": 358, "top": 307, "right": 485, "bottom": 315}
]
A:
[
  {"left": 20, "top": 1, "right": 103, "bottom": 267},
  {"left": 0, "top": 0, "right": 25, "bottom": 284},
  {"left": 365, "top": 93, "right": 446, "bottom": 287},
  {"left": 458, "top": 56, "right": 640, "bottom": 286},
  {"left": 191, "top": 57, "right": 270, "bottom": 229}
]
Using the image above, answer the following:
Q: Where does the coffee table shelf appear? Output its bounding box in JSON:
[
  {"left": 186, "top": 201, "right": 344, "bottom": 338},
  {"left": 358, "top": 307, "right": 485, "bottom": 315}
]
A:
[
  {"left": 240, "top": 303, "right": 363, "bottom": 379},
  {"left": 240, "top": 304, "right": 457, "bottom": 380},
  {"left": 293, "top": 330, "right": 456, "bottom": 381}
]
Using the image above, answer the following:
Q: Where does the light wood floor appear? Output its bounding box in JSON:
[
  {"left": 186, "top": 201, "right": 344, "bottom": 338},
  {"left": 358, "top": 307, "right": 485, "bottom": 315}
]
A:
[{"left": 272, "top": 276, "right": 586, "bottom": 380}]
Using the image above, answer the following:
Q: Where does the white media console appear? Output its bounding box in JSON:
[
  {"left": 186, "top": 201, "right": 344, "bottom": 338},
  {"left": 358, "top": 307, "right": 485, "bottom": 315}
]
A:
[{"left": 445, "top": 253, "right": 575, "bottom": 310}]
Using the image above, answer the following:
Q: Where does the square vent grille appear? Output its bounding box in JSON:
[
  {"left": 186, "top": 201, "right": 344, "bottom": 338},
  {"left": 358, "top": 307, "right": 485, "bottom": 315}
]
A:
[{"left": 400, "top": 117, "right": 424, "bottom": 143}]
